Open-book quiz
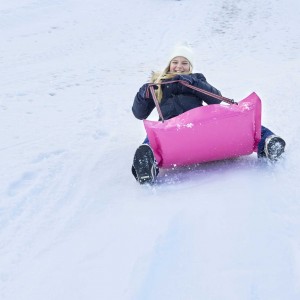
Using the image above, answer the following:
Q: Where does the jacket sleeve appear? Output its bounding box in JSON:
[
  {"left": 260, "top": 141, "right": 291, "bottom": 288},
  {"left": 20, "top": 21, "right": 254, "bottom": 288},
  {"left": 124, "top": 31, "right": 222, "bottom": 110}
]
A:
[
  {"left": 132, "top": 83, "right": 156, "bottom": 120},
  {"left": 188, "top": 73, "right": 222, "bottom": 105}
]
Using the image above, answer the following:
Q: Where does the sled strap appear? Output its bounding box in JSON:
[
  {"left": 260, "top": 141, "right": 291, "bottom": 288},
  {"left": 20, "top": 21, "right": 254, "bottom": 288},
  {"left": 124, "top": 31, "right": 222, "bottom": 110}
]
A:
[
  {"left": 148, "top": 85, "right": 165, "bottom": 122},
  {"left": 177, "top": 80, "right": 237, "bottom": 105},
  {"left": 146, "top": 80, "right": 237, "bottom": 122}
]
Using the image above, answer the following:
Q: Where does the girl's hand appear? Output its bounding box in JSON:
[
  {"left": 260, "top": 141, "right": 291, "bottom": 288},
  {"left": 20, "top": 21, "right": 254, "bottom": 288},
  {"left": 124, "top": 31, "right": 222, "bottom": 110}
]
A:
[
  {"left": 138, "top": 83, "right": 158, "bottom": 99},
  {"left": 172, "top": 74, "right": 194, "bottom": 85}
]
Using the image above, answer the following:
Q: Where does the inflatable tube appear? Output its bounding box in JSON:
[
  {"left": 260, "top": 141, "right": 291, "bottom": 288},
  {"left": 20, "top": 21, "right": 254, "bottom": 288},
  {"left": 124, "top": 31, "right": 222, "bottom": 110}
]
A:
[{"left": 143, "top": 92, "right": 261, "bottom": 168}]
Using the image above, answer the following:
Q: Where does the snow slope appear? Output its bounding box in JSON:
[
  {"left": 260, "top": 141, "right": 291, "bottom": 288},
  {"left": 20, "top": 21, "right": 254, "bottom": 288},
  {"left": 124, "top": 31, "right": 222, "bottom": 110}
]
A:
[{"left": 1, "top": 0, "right": 300, "bottom": 299}]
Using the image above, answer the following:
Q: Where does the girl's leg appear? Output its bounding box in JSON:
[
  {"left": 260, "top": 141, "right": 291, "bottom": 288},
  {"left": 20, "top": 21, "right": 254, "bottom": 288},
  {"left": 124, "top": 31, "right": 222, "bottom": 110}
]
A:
[
  {"left": 257, "top": 126, "right": 285, "bottom": 160},
  {"left": 257, "top": 126, "right": 274, "bottom": 157},
  {"left": 143, "top": 136, "right": 150, "bottom": 145}
]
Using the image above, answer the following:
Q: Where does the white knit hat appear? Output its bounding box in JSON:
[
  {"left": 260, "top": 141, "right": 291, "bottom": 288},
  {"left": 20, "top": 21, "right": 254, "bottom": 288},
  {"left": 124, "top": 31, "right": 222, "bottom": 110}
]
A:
[{"left": 168, "top": 43, "right": 194, "bottom": 68}]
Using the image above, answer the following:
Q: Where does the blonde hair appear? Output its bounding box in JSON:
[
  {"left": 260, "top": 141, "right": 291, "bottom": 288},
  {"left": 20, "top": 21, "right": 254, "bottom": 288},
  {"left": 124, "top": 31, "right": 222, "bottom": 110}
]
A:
[{"left": 150, "top": 61, "right": 193, "bottom": 103}]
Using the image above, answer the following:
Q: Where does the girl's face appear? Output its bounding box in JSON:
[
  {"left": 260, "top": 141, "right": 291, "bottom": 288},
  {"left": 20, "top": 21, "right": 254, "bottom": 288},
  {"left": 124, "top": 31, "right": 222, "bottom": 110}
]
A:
[{"left": 169, "top": 56, "right": 191, "bottom": 73}]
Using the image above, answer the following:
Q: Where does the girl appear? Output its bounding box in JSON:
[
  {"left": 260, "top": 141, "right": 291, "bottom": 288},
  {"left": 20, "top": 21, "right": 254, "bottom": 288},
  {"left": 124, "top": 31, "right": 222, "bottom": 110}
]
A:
[{"left": 131, "top": 44, "right": 286, "bottom": 184}]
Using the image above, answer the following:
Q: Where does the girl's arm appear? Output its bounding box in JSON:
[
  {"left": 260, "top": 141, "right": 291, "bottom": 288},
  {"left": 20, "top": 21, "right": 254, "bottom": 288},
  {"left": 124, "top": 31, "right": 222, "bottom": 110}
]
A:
[
  {"left": 132, "top": 84, "right": 156, "bottom": 120},
  {"left": 174, "top": 73, "right": 222, "bottom": 105}
]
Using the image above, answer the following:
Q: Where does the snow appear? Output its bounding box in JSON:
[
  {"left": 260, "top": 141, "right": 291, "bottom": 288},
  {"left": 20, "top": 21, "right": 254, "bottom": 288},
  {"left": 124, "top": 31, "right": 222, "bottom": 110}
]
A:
[{"left": 0, "top": 0, "right": 300, "bottom": 299}]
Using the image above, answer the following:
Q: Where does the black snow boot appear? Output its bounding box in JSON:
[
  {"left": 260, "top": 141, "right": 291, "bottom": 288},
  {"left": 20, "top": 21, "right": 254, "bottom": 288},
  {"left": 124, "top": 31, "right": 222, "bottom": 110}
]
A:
[
  {"left": 132, "top": 144, "right": 159, "bottom": 184},
  {"left": 264, "top": 135, "right": 286, "bottom": 161}
]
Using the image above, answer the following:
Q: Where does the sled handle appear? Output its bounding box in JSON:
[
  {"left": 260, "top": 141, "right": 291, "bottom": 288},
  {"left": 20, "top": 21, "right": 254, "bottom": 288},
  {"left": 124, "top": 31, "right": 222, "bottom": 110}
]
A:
[
  {"left": 177, "top": 80, "right": 237, "bottom": 105},
  {"left": 146, "top": 80, "right": 237, "bottom": 122},
  {"left": 148, "top": 85, "right": 165, "bottom": 122}
]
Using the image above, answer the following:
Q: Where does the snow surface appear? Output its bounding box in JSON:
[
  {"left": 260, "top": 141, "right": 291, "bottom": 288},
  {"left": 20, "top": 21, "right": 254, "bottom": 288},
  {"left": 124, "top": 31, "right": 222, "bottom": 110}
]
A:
[{"left": 1, "top": 0, "right": 300, "bottom": 299}]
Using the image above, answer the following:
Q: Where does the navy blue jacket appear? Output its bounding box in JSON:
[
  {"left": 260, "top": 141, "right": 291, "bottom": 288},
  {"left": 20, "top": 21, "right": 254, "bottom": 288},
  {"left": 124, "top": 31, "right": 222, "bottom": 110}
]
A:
[{"left": 132, "top": 73, "right": 222, "bottom": 120}]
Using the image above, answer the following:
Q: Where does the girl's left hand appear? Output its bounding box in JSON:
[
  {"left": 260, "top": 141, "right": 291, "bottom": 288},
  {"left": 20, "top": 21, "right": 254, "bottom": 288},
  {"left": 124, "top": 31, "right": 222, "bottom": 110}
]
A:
[{"left": 172, "top": 74, "right": 194, "bottom": 85}]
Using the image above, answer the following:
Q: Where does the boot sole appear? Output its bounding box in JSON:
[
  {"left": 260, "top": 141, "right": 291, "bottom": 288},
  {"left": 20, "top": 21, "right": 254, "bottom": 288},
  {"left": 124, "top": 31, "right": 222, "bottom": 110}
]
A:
[
  {"left": 133, "top": 145, "right": 156, "bottom": 184},
  {"left": 265, "top": 136, "right": 286, "bottom": 161}
]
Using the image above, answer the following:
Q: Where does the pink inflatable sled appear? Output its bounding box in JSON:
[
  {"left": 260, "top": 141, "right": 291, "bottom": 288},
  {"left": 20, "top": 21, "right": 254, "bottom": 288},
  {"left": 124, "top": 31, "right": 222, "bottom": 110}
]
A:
[{"left": 144, "top": 82, "right": 262, "bottom": 168}]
